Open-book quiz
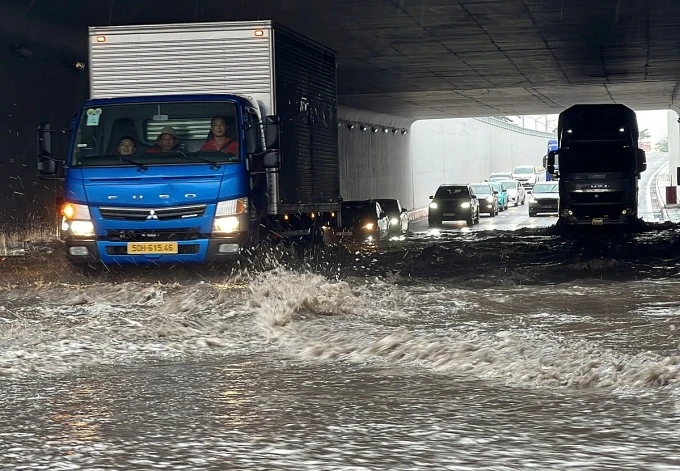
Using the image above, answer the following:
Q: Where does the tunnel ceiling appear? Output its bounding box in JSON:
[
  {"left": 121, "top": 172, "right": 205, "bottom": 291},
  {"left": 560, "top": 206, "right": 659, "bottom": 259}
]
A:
[{"left": 9, "top": 0, "right": 680, "bottom": 119}]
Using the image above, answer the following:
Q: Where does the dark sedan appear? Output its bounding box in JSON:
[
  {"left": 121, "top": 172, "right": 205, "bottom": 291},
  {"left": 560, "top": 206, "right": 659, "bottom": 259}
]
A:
[
  {"left": 469, "top": 183, "right": 499, "bottom": 217},
  {"left": 336, "top": 200, "right": 390, "bottom": 243},
  {"left": 428, "top": 184, "right": 480, "bottom": 227},
  {"left": 528, "top": 182, "right": 559, "bottom": 216}
]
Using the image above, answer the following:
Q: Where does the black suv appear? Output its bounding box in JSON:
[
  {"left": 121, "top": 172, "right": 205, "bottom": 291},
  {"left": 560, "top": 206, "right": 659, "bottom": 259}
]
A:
[{"left": 428, "top": 184, "right": 480, "bottom": 227}]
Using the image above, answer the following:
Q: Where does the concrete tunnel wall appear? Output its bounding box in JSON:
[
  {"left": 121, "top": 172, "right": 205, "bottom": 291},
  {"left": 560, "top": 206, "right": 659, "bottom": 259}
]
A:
[
  {"left": 338, "top": 108, "right": 555, "bottom": 211},
  {"left": 337, "top": 106, "right": 415, "bottom": 209},
  {"left": 410, "top": 118, "right": 554, "bottom": 209}
]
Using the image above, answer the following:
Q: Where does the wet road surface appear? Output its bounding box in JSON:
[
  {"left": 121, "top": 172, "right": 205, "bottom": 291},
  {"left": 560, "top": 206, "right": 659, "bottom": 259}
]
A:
[{"left": 2, "top": 154, "right": 680, "bottom": 470}]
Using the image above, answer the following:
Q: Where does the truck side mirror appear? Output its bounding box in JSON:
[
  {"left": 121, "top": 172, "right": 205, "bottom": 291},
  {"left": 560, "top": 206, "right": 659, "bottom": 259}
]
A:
[
  {"left": 547, "top": 150, "right": 559, "bottom": 177},
  {"left": 38, "top": 122, "right": 52, "bottom": 158},
  {"left": 636, "top": 148, "right": 647, "bottom": 173},
  {"left": 36, "top": 122, "right": 65, "bottom": 179},
  {"left": 264, "top": 115, "right": 280, "bottom": 150}
]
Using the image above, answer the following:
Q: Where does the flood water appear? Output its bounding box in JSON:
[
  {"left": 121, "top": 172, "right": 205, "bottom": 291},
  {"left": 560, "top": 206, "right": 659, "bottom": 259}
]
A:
[{"left": 2, "top": 227, "right": 680, "bottom": 470}]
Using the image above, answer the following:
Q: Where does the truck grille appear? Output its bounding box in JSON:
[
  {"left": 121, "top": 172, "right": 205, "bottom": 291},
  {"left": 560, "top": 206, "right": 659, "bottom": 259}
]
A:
[
  {"left": 106, "top": 245, "right": 200, "bottom": 255},
  {"left": 99, "top": 204, "right": 207, "bottom": 221},
  {"left": 569, "top": 191, "right": 624, "bottom": 204},
  {"left": 105, "top": 228, "right": 204, "bottom": 242},
  {"left": 572, "top": 204, "right": 626, "bottom": 219}
]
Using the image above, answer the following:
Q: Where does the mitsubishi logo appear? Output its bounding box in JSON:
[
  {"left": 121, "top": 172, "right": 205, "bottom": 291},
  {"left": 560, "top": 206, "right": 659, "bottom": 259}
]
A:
[{"left": 146, "top": 210, "right": 159, "bottom": 220}]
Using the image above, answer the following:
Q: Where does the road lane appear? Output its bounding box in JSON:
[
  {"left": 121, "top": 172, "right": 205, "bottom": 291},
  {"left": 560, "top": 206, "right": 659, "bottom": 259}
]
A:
[
  {"left": 410, "top": 199, "right": 557, "bottom": 234},
  {"left": 410, "top": 154, "right": 666, "bottom": 234}
]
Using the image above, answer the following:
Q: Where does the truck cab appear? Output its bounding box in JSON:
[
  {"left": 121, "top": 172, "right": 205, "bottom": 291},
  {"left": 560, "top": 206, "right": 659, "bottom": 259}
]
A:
[
  {"left": 546, "top": 104, "right": 646, "bottom": 226},
  {"left": 39, "top": 94, "right": 279, "bottom": 264}
]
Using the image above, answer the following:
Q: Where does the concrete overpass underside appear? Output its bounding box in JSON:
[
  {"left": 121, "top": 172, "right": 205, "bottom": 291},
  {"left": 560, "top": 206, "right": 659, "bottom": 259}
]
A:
[{"left": 4, "top": 0, "right": 680, "bottom": 118}]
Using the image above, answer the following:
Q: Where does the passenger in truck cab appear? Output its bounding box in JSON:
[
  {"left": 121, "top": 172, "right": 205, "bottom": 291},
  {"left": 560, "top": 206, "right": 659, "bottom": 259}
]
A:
[
  {"left": 147, "top": 126, "right": 181, "bottom": 153},
  {"left": 200, "top": 116, "right": 239, "bottom": 155},
  {"left": 116, "top": 135, "right": 138, "bottom": 156}
]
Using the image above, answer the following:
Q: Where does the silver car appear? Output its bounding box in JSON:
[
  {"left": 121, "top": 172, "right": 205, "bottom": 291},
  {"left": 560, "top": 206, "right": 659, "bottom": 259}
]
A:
[
  {"left": 499, "top": 179, "right": 526, "bottom": 206},
  {"left": 488, "top": 172, "right": 513, "bottom": 182}
]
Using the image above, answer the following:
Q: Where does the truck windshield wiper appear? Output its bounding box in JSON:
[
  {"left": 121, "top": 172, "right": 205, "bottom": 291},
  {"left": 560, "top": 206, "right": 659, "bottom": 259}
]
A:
[
  {"left": 114, "top": 154, "right": 148, "bottom": 171},
  {"left": 176, "top": 148, "right": 221, "bottom": 169}
]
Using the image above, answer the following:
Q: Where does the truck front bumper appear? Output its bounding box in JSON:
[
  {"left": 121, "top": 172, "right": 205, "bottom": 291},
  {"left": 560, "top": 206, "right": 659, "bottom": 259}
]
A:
[
  {"left": 559, "top": 209, "right": 634, "bottom": 225},
  {"left": 65, "top": 233, "right": 250, "bottom": 265}
]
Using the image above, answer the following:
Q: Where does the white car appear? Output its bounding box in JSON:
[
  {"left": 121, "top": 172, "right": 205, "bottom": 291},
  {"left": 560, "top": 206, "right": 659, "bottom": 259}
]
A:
[
  {"left": 498, "top": 179, "right": 526, "bottom": 206},
  {"left": 512, "top": 165, "right": 545, "bottom": 191},
  {"left": 488, "top": 172, "right": 513, "bottom": 182}
]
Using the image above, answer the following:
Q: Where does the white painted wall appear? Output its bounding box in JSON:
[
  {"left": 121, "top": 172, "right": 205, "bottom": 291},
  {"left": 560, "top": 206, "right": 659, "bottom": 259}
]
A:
[
  {"left": 410, "top": 118, "right": 552, "bottom": 209},
  {"left": 337, "top": 110, "right": 555, "bottom": 211},
  {"left": 337, "top": 106, "right": 416, "bottom": 208}
]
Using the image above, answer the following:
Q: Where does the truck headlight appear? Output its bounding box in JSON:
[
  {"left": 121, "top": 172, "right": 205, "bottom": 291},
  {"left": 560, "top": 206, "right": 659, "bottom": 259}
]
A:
[
  {"left": 460, "top": 202, "right": 471, "bottom": 209},
  {"left": 213, "top": 198, "right": 247, "bottom": 233},
  {"left": 213, "top": 216, "right": 240, "bottom": 233},
  {"left": 363, "top": 223, "right": 375, "bottom": 231},
  {"left": 61, "top": 203, "right": 95, "bottom": 237},
  {"left": 529, "top": 196, "right": 537, "bottom": 203},
  {"left": 390, "top": 218, "right": 399, "bottom": 225},
  {"left": 429, "top": 202, "right": 438, "bottom": 209}
]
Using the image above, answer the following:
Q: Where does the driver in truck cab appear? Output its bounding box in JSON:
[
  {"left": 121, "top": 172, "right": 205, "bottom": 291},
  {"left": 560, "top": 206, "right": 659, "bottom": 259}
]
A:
[
  {"left": 116, "top": 135, "right": 138, "bottom": 156},
  {"left": 200, "top": 116, "right": 239, "bottom": 155},
  {"left": 147, "top": 126, "right": 181, "bottom": 153}
]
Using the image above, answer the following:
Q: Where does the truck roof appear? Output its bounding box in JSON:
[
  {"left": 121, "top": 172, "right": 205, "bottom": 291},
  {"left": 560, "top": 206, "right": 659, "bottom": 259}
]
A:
[
  {"left": 558, "top": 104, "right": 639, "bottom": 144},
  {"left": 81, "top": 94, "right": 254, "bottom": 107},
  {"left": 87, "top": 20, "right": 336, "bottom": 114}
]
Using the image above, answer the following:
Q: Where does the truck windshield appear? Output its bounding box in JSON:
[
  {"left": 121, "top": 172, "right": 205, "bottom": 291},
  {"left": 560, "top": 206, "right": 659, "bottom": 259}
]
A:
[
  {"left": 71, "top": 101, "right": 241, "bottom": 168},
  {"left": 560, "top": 142, "right": 636, "bottom": 173}
]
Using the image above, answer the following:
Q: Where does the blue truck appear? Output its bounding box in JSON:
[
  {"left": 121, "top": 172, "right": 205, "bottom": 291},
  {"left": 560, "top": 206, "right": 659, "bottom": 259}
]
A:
[
  {"left": 544, "top": 138, "right": 558, "bottom": 181},
  {"left": 36, "top": 21, "right": 341, "bottom": 265},
  {"left": 546, "top": 104, "right": 647, "bottom": 225}
]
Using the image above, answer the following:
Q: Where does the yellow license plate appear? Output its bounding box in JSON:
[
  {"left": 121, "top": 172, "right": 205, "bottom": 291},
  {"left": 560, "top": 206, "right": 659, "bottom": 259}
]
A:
[
  {"left": 592, "top": 218, "right": 604, "bottom": 226},
  {"left": 127, "top": 242, "right": 178, "bottom": 254}
]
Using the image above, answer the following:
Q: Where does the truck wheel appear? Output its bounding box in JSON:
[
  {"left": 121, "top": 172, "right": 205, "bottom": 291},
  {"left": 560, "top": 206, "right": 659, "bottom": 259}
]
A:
[
  {"left": 529, "top": 210, "right": 536, "bottom": 217},
  {"left": 428, "top": 219, "right": 440, "bottom": 227},
  {"left": 466, "top": 214, "right": 474, "bottom": 226}
]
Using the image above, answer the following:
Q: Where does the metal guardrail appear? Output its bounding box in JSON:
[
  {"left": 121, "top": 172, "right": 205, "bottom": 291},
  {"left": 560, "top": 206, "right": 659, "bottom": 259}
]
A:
[
  {"left": 474, "top": 117, "right": 557, "bottom": 139},
  {"left": 407, "top": 207, "right": 428, "bottom": 222}
]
